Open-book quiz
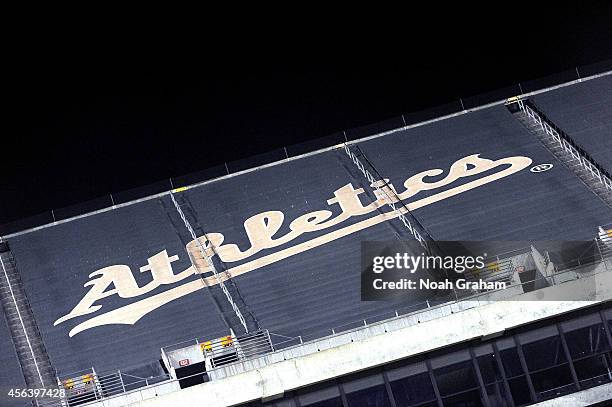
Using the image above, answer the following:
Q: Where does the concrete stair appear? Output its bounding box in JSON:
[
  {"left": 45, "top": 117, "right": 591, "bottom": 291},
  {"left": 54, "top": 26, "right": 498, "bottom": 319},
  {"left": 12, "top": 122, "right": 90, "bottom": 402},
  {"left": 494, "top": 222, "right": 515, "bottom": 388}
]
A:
[
  {"left": 0, "top": 243, "right": 57, "bottom": 389},
  {"left": 165, "top": 194, "right": 260, "bottom": 336},
  {"left": 515, "top": 113, "right": 612, "bottom": 208}
]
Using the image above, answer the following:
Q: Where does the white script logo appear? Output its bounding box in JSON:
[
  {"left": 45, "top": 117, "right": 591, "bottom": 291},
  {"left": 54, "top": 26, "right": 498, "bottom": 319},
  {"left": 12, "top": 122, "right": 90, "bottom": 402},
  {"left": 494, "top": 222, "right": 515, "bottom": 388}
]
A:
[{"left": 54, "top": 153, "right": 532, "bottom": 336}]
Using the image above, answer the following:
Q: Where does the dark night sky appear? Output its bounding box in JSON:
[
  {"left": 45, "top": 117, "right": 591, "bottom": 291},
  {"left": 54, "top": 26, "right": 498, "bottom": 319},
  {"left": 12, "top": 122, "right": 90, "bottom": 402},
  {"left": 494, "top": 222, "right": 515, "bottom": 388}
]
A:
[{"left": 2, "top": 5, "right": 612, "bottom": 225}]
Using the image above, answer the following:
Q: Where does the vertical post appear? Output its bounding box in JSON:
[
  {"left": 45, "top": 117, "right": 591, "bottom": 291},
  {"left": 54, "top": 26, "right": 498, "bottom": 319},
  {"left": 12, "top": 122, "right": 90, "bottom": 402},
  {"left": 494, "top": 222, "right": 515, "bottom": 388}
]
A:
[
  {"left": 118, "top": 369, "right": 126, "bottom": 394},
  {"left": 518, "top": 83, "right": 524, "bottom": 95},
  {"left": 265, "top": 329, "right": 274, "bottom": 352},
  {"left": 382, "top": 369, "right": 398, "bottom": 407},
  {"left": 575, "top": 67, "right": 581, "bottom": 80},
  {"left": 492, "top": 342, "right": 516, "bottom": 407},
  {"left": 283, "top": 146, "right": 289, "bottom": 159},
  {"left": 514, "top": 336, "right": 537, "bottom": 402},
  {"left": 224, "top": 162, "right": 230, "bottom": 175},
  {"left": 426, "top": 360, "right": 444, "bottom": 407},
  {"left": 343, "top": 131, "right": 348, "bottom": 142},
  {"left": 91, "top": 367, "right": 99, "bottom": 400},
  {"left": 51, "top": 210, "right": 56, "bottom": 222},
  {"left": 459, "top": 98, "right": 466, "bottom": 110},
  {"left": 401, "top": 114, "right": 407, "bottom": 126},
  {"left": 599, "top": 309, "right": 612, "bottom": 352},
  {"left": 595, "top": 238, "right": 607, "bottom": 269},
  {"left": 110, "top": 194, "right": 115, "bottom": 207},
  {"left": 469, "top": 347, "right": 490, "bottom": 407},
  {"left": 557, "top": 323, "right": 580, "bottom": 392},
  {"left": 338, "top": 379, "right": 349, "bottom": 407}
]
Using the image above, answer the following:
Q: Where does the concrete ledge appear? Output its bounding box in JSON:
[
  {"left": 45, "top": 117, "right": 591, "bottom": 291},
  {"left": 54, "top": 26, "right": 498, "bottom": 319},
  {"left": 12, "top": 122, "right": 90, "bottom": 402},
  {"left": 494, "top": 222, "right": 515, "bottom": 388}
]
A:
[
  {"left": 87, "top": 381, "right": 181, "bottom": 407},
  {"left": 531, "top": 382, "right": 612, "bottom": 406},
  {"left": 122, "top": 272, "right": 612, "bottom": 407}
]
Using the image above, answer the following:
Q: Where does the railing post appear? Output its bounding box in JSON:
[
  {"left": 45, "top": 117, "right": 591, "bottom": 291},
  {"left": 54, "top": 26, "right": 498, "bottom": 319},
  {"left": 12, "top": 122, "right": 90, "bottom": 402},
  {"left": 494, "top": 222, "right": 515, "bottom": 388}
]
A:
[
  {"left": 92, "top": 366, "right": 100, "bottom": 400},
  {"left": 595, "top": 238, "right": 607, "bottom": 269},
  {"left": 118, "top": 369, "right": 126, "bottom": 394}
]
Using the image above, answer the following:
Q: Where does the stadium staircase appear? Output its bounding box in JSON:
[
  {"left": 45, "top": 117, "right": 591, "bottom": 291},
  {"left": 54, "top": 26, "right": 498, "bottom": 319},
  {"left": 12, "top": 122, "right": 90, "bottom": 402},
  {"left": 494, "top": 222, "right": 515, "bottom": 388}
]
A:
[
  {"left": 512, "top": 98, "right": 612, "bottom": 208},
  {"left": 165, "top": 192, "right": 260, "bottom": 335},
  {"left": 343, "top": 144, "right": 437, "bottom": 255},
  {"left": 0, "top": 240, "right": 56, "bottom": 389},
  {"left": 599, "top": 225, "right": 612, "bottom": 258}
]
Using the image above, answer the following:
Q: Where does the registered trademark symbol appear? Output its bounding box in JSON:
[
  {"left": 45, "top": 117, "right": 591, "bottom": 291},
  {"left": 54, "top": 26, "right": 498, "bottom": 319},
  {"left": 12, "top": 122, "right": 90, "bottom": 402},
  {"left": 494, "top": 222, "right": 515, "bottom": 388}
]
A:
[{"left": 530, "top": 163, "right": 553, "bottom": 173}]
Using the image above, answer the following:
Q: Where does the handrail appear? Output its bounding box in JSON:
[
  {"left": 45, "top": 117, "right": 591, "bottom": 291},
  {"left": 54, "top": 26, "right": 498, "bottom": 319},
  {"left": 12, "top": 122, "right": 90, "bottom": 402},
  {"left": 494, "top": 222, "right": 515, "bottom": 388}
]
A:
[
  {"left": 170, "top": 192, "right": 249, "bottom": 333},
  {"left": 0, "top": 253, "right": 45, "bottom": 386},
  {"left": 517, "top": 98, "right": 612, "bottom": 192},
  {"left": 527, "top": 99, "right": 612, "bottom": 183},
  {"left": 343, "top": 143, "right": 430, "bottom": 252}
]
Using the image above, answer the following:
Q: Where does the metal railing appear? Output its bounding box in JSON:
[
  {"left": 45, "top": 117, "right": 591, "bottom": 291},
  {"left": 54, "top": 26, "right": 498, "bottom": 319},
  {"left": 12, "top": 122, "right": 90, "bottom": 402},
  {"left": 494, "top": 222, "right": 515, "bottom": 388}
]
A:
[
  {"left": 169, "top": 191, "right": 249, "bottom": 333},
  {"left": 516, "top": 98, "right": 612, "bottom": 192},
  {"left": 0, "top": 253, "right": 46, "bottom": 386},
  {"left": 203, "top": 330, "right": 273, "bottom": 369},
  {"left": 343, "top": 143, "right": 430, "bottom": 252},
  {"left": 598, "top": 224, "right": 612, "bottom": 260},
  {"left": 462, "top": 256, "right": 516, "bottom": 283},
  {"left": 0, "top": 248, "right": 57, "bottom": 388},
  {"left": 34, "top": 368, "right": 172, "bottom": 407}
]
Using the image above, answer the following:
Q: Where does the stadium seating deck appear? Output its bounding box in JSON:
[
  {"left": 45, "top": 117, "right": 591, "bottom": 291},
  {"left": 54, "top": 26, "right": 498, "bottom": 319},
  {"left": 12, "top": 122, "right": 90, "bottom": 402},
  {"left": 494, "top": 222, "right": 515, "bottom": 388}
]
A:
[
  {"left": 355, "top": 105, "right": 611, "bottom": 241},
  {"left": 2, "top": 79, "right": 611, "bottom": 381}
]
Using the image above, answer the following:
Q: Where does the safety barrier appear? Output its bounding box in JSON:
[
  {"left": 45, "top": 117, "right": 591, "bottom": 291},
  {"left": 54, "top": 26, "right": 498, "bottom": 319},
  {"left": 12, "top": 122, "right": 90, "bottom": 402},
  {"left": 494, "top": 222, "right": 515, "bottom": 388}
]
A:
[
  {"left": 202, "top": 330, "right": 274, "bottom": 369},
  {"left": 516, "top": 98, "right": 612, "bottom": 192},
  {"left": 34, "top": 368, "right": 172, "bottom": 407},
  {"left": 599, "top": 224, "right": 612, "bottom": 258},
  {"left": 343, "top": 143, "right": 430, "bottom": 252},
  {"left": 169, "top": 192, "right": 249, "bottom": 333}
]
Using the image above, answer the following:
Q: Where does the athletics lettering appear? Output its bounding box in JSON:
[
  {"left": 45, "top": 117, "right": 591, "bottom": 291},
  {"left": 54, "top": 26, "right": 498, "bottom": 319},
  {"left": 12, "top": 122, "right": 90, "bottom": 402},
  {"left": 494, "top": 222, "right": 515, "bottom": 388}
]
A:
[{"left": 55, "top": 153, "right": 532, "bottom": 336}]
